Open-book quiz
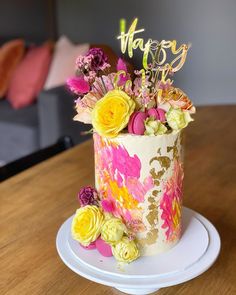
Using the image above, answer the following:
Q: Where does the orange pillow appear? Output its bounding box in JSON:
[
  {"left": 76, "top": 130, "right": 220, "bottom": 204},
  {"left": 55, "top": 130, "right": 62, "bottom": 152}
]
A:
[
  {"left": 7, "top": 43, "right": 52, "bottom": 109},
  {"left": 0, "top": 39, "right": 25, "bottom": 98}
]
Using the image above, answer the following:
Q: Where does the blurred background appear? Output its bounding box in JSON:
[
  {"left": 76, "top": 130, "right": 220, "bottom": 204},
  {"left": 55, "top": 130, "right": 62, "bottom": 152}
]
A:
[{"left": 0, "top": 0, "right": 235, "bottom": 167}]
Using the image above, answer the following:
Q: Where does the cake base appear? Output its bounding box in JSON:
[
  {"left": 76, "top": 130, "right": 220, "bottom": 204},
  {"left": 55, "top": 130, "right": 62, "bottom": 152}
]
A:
[{"left": 56, "top": 207, "right": 221, "bottom": 295}]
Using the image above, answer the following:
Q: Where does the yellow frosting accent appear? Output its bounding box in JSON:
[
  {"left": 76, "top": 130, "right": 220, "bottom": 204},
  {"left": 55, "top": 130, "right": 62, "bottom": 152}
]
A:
[{"left": 109, "top": 180, "right": 139, "bottom": 210}]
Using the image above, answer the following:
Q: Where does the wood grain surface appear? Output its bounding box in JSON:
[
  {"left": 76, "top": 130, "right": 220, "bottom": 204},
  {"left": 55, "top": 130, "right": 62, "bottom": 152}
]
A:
[{"left": 0, "top": 106, "right": 236, "bottom": 295}]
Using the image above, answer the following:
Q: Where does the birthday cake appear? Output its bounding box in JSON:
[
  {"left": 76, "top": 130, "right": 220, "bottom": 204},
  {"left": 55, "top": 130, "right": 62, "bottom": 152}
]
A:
[{"left": 68, "top": 18, "right": 196, "bottom": 263}]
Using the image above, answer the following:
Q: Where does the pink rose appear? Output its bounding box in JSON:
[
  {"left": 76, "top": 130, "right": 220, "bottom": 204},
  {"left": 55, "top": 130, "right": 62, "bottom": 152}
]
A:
[
  {"left": 147, "top": 108, "right": 166, "bottom": 122},
  {"left": 128, "top": 111, "right": 148, "bottom": 135}
]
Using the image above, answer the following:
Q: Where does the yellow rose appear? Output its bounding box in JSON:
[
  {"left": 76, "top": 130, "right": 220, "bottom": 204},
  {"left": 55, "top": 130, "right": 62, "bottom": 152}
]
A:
[
  {"left": 92, "top": 90, "right": 135, "bottom": 138},
  {"left": 101, "top": 217, "right": 126, "bottom": 245},
  {"left": 112, "top": 237, "right": 140, "bottom": 263},
  {"left": 166, "top": 107, "right": 193, "bottom": 130},
  {"left": 71, "top": 205, "right": 104, "bottom": 246}
]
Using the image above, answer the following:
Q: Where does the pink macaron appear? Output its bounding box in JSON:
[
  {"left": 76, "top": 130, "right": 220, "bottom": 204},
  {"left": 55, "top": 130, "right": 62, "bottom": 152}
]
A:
[
  {"left": 147, "top": 108, "right": 166, "bottom": 122},
  {"left": 80, "top": 241, "right": 96, "bottom": 250},
  {"left": 128, "top": 111, "right": 148, "bottom": 135},
  {"left": 95, "top": 237, "right": 113, "bottom": 257}
]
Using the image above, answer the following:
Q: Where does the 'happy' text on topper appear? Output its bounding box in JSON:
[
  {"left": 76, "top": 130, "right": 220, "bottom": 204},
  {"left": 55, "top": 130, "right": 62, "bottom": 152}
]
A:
[{"left": 117, "top": 18, "right": 190, "bottom": 82}]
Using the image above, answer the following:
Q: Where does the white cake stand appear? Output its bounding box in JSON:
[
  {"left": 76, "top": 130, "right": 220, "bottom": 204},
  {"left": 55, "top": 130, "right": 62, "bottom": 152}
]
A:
[{"left": 56, "top": 207, "right": 220, "bottom": 295}]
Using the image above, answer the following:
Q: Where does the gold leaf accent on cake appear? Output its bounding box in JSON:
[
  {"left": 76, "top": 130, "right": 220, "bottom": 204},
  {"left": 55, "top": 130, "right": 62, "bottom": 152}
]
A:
[
  {"left": 138, "top": 229, "right": 159, "bottom": 246},
  {"left": 149, "top": 168, "right": 165, "bottom": 181},
  {"left": 167, "top": 137, "right": 179, "bottom": 160},
  {"left": 139, "top": 146, "right": 174, "bottom": 247},
  {"left": 146, "top": 211, "right": 157, "bottom": 226},
  {"left": 154, "top": 180, "right": 160, "bottom": 186},
  {"left": 152, "top": 190, "right": 159, "bottom": 197},
  {"left": 148, "top": 203, "right": 156, "bottom": 211},
  {"left": 137, "top": 133, "right": 183, "bottom": 250},
  {"left": 150, "top": 156, "right": 171, "bottom": 170},
  {"left": 138, "top": 189, "right": 160, "bottom": 247},
  {"left": 146, "top": 192, "right": 159, "bottom": 226}
]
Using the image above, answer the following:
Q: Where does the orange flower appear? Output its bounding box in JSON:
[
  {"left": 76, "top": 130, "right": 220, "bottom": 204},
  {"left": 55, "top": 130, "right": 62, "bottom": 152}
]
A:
[{"left": 158, "top": 87, "right": 196, "bottom": 113}]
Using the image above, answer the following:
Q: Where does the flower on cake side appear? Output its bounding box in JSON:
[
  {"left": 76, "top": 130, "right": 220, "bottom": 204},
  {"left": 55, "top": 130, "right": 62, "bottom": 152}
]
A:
[
  {"left": 71, "top": 186, "right": 140, "bottom": 263},
  {"left": 71, "top": 205, "right": 104, "bottom": 246},
  {"left": 67, "top": 46, "right": 196, "bottom": 138}
]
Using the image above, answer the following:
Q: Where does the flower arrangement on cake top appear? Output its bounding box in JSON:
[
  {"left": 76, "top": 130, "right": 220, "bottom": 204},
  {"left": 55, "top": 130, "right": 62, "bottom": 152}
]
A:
[
  {"left": 69, "top": 18, "right": 196, "bottom": 264},
  {"left": 67, "top": 19, "right": 195, "bottom": 139}
]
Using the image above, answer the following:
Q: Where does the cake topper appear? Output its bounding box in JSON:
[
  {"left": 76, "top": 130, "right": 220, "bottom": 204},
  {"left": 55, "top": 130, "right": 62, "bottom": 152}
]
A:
[
  {"left": 117, "top": 18, "right": 190, "bottom": 83},
  {"left": 67, "top": 18, "right": 195, "bottom": 140}
]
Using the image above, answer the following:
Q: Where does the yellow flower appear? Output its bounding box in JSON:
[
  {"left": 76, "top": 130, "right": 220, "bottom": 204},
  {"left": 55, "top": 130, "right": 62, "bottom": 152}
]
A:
[
  {"left": 71, "top": 205, "right": 104, "bottom": 246},
  {"left": 144, "top": 117, "right": 167, "bottom": 135},
  {"left": 166, "top": 107, "right": 193, "bottom": 130},
  {"left": 92, "top": 90, "right": 135, "bottom": 138},
  {"left": 101, "top": 217, "right": 126, "bottom": 245},
  {"left": 112, "top": 237, "right": 140, "bottom": 263}
]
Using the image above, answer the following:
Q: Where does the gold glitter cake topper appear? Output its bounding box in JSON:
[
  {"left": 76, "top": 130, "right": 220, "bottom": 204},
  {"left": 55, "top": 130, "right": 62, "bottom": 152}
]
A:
[{"left": 117, "top": 18, "right": 190, "bottom": 83}]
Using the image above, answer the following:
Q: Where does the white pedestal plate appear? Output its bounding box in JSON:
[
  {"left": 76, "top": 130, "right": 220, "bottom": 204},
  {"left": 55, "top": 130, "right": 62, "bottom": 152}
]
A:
[{"left": 56, "top": 207, "right": 220, "bottom": 295}]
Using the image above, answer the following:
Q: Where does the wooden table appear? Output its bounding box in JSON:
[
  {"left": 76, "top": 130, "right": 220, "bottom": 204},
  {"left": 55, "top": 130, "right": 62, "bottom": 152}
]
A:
[{"left": 1, "top": 106, "right": 236, "bottom": 295}]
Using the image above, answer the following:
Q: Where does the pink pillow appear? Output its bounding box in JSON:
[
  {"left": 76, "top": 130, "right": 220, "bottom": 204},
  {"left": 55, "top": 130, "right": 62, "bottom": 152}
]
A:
[
  {"left": 7, "top": 43, "right": 52, "bottom": 109},
  {"left": 44, "top": 36, "right": 89, "bottom": 90}
]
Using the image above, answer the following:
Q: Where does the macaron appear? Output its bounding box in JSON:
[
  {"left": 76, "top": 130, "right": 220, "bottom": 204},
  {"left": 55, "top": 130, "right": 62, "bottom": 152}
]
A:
[{"left": 95, "top": 237, "right": 113, "bottom": 257}]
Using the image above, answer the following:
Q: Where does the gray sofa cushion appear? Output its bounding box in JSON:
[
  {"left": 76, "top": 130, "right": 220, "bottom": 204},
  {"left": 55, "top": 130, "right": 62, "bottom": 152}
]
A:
[
  {"left": 38, "top": 86, "right": 91, "bottom": 148},
  {"left": 0, "top": 100, "right": 39, "bottom": 164},
  {"left": 0, "top": 100, "right": 38, "bottom": 127},
  {"left": 0, "top": 122, "right": 38, "bottom": 165}
]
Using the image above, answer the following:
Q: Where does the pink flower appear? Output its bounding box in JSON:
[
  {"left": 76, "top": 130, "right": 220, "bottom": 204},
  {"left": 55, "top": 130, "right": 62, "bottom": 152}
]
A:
[
  {"left": 147, "top": 108, "right": 166, "bottom": 122},
  {"left": 116, "top": 58, "right": 130, "bottom": 86},
  {"left": 128, "top": 111, "right": 148, "bottom": 135},
  {"left": 74, "top": 92, "right": 99, "bottom": 124},
  {"left": 87, "top": 47, "right": 108, "bottom": 71},
  {"left": 78, "top": 186, "right": 99, "bottom": 206},
  {"left": 157, "top": 80, "right": 172, "bottom": 91},
  {"left": 92, "top": 74, "right": 115, "bottom": 96},
  {"left": 67, "top": 77, "right": 90, "bottom": 94}
]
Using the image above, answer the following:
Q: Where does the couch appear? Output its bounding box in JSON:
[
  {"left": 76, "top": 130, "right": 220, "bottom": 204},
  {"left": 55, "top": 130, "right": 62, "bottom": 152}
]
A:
[
  {"left": 0, "top": 44, "right": 120, "bottom": 165},
  {"left": 0, "top": 88, "right": 91, "bottom": 165}
]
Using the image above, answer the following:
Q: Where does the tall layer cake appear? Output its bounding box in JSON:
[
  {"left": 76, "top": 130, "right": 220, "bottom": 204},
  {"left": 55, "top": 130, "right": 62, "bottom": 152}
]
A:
[
  {"left": 68, "top": 18, "right": 195, "bottom": 263},
  {"left": 94, "top": 132, "right": 183, "bottom": 256}
]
